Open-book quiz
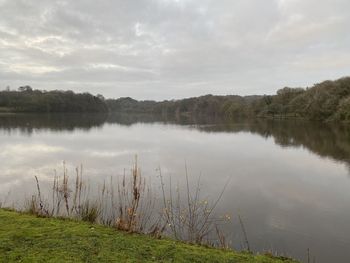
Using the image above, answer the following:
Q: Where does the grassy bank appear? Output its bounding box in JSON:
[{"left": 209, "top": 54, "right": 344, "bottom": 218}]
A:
[{"left": 0, "top": 209, "right": 297, "bottom": 263}]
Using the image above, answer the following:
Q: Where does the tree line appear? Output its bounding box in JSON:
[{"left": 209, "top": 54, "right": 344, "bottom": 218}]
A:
[
  {"left": 106, "top": 76, "right": 350, "bottom": 122},
  {"left": 1, "top": 77, "right": 349, "bottom": 121},
  {"left": 0, "top": 86, "right": 108, "bottom": 113}
]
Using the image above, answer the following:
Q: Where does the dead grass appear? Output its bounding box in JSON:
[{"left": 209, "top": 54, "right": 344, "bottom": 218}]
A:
[{"left": 23, "top": 157, "right": 231, "bottom": 248}]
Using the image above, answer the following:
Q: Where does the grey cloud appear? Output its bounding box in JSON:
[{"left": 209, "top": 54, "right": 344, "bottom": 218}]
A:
[{"left": 0, "top": 0, "right": 349, "bottom": 100}]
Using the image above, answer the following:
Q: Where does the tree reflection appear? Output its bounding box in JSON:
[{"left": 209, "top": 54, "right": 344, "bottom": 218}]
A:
[
  {"left": 0, "top": 113, "right": 108, "bottom": 135},
  {"left": 198, "top": 118, "right": 350, "bottom": 172},
  {"left": 1, "top": 113, "right": 349, "bottom": 173}
]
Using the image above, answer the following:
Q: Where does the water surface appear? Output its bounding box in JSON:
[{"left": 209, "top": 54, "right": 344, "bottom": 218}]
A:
[{"left": 0, "top": 113, "right": 349, "bottom": 263}]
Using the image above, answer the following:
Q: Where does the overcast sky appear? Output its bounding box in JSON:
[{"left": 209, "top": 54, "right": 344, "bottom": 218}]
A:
[{"left": 0, "top": 0, "right": 349, "bottom": 100}]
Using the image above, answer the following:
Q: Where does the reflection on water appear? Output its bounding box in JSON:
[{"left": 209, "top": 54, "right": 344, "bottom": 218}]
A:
[
  {"left": 199, "top": 119, "right": 350, "bottom": 172},
  {"left": 0, "top": 113, "right": 350, "bottom": 263},
  {"left": 2, "top": 114, "right": 350, "bottom": 170},
  {"left": 0, "top": 113, "right": 108, "bottom": 134}
]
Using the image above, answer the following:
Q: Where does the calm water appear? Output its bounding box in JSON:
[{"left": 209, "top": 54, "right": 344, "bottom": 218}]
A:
[{"left": 1, "top": 113, "right": 350, "bottom": 263}]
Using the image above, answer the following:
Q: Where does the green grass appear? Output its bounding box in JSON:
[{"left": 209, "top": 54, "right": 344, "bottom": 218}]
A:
[{"left": 0, "top": 209, "right": 298, "bottom": 263}]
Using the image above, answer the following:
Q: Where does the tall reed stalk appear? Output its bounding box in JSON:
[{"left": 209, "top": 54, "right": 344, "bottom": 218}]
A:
[
  {"left": 25, "top": 158, "right": 231, "bottom": 247},
  {"left": 158, "top": 165, "right": 231, "bottom": 246}
]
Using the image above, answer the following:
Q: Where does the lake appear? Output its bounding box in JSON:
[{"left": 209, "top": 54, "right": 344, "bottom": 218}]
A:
[{"left": 0, "top": 113, "right": 350, "bottom": 263}]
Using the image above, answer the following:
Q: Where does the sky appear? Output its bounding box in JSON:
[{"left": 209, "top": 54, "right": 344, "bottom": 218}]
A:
[{"left": 0, "top": 0, "right": 349, "bottom": 100}]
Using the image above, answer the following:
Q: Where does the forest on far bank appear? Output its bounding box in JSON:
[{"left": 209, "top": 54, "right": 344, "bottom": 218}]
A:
[
  {"left": 106, "top": 76, "right": 350, "bottom": 122},
  {"left": 0, "top": 86, "right": 108, "bottom": 113},
  {"left": 1, "top": 76, "right": 350, "bottom": 122}
]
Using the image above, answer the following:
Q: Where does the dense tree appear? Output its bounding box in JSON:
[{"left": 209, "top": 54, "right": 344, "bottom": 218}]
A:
[
  {"left": 334, "top": 96, "right": 350, "bottom": 121},
  {"left": 0, "top": 88, "right": 108, "bottom": 113},
  {"left": 106, "top": 77, "right": 350, "bottom": 123},
  {"left": 2, "top": 77, "right": 350, "bottom": 122},
  {"left": 18, "top": 85, "right": 33, "bottom": 92}
]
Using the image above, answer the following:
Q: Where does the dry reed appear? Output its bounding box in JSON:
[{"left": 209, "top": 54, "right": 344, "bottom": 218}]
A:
[{"left": 24, "top": 157, "right": 231, "bottom": 247}]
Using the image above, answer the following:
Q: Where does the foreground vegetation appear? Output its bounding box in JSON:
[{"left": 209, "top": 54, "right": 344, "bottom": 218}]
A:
[
  {"left": 0, "top": 209, "right": 297, "bottom": 263},
  {"left": 0, "top": 161, "right": 299, "bottom": 262},
  {"left": 22, "top": 161, "right": 231, "bottom": 247}
]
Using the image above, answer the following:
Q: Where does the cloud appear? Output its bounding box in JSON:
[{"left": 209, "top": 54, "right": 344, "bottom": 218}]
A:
[{"left": 0, "top": 0, "right": 349, "bottom": 99}]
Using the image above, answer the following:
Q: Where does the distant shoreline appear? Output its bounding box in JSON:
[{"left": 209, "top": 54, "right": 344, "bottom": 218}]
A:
[{"left": 1, "top": 76, "right": 349, "bottom": 122}]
